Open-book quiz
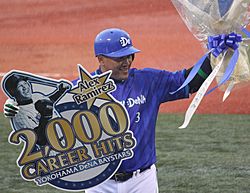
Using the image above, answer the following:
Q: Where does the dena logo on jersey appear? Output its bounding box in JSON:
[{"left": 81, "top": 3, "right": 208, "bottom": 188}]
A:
[{"left": 121, "top": 95, "right": 146, "bottom": 108}]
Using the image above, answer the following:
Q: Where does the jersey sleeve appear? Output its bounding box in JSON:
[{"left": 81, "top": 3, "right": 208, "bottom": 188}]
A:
[{"left": 142, "top": 68, "right": 189, "bottom": 104}]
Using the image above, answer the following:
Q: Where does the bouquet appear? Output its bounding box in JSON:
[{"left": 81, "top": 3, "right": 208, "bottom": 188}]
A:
[{"left": 171, "top": 0, "right": 250, "bottom": 128}]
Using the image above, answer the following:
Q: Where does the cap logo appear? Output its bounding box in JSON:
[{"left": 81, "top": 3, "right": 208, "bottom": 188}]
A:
[{"left": 120, "top": 37, "right": 131, "bottom": 47}]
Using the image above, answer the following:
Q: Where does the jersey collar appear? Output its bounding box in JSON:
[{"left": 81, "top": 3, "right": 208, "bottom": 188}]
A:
[{"left": 17, "top": 99, "right": 33, "bottom": 105}]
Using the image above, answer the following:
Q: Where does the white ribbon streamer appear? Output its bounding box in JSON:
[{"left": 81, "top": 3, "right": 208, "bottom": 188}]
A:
[
  {"left": 179, "top": 53, "right": 226, "bottom": 129},
  {"left": 222, "top": 81, "right": 235, "bottom": 102}
]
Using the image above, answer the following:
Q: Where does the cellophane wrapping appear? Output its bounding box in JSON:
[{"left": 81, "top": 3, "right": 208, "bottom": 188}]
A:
[{"left": 172, "top": 0, "right": 250, "bottom": 89}]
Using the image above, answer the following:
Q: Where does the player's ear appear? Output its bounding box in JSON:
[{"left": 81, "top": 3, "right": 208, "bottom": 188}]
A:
[
  {"left": 97, "top": 56, "right": 107, "bottom": 69},
  {"left": 97, "top": 55, "right": 104, "bottom": 64}
]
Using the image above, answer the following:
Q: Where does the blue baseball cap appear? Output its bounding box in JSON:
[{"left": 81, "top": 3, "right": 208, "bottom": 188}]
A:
[{"left": 94, "top": 28, "right": 140, "bottom": 57}]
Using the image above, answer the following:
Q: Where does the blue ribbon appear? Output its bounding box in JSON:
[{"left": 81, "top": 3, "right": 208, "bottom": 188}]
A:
[
  {"left": 206, "top": 32, "right": 242, "bottom": 94},
  {"left": 242, "top": 28, "right": 250, "bottom": 38},
  {"left": 207, "top": 32, "right": 242, "bottom": 57},
  {"left": 170, "top": 32, "right": 242, "bottom": 95},
  {"left": 169, "top": 54, "right": 208, "bottom": 95},
  {"left": 206, "top": 49, "right": 239, "bottom": 95}
]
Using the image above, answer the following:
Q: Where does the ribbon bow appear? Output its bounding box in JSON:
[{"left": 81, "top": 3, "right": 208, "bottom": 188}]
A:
[
  {"left": 205, "top": 32, "right": 242, "bottom": 95},
  {"left": 208, "top": 32, "right": 242, "bottom": 57}
]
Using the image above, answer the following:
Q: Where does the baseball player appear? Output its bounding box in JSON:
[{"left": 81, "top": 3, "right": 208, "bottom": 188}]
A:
[
  {"left": 3, "top": 74, "right": 69, "bottom": 146},
  {"left": 4, "top": 28, "right": 212, "bottom": 192},
  {"left": 72, "top": 28, "right": 212, "bottom": 193}
]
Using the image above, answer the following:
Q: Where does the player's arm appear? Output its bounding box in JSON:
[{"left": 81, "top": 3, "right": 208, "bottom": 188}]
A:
[
  {"left": 185, "top": 56, "right": 212, "bottom": 94},
  {"left": 49, "top": 82, "right": 70, "bottom": 103},
  {"left": 34, "top": 99, "right": 53, "bottom": 146}
]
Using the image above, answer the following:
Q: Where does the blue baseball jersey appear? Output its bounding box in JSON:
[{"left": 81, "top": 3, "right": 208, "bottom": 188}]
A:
[{"left": 72, "top": 68, "right": 189, "bottom": 173}]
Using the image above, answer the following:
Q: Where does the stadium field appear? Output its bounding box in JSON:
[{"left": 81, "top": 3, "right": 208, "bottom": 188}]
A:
[{"left": 1, "top": 113, "right": 250, "bottom": 193}]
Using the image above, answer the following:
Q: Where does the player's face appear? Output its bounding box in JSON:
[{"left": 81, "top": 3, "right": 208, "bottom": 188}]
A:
[
  {"left": 98, "top": 54, "right": 134, "bottom": 80},
  {"left": 16, "top": 80, "right": 32, "bottom": 100}
]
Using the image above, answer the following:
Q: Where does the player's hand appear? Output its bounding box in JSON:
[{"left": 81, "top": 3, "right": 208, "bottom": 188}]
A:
[
  {"left": 35, "top": 99, "right": 53, "bottom": 119},
  {"left": 58, "top": 81, "right": 71, "bottom": 91},
  {"left": 3, "top": 99, "right": 19, "bottom": 118}
]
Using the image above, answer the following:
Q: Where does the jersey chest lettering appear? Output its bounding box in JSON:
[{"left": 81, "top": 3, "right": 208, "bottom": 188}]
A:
[{"left": 121, "top": 94, "right": 146, "bottom": 108}]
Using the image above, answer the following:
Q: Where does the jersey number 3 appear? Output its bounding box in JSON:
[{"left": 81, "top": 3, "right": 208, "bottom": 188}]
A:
[{"left": 135, "top": 112, "right": 140, "bottom": 123}]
